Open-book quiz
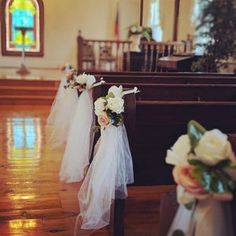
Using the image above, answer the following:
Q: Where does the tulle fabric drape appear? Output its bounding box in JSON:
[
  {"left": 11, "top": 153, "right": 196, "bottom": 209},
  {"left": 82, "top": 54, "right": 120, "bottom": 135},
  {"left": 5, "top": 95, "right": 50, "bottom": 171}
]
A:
[
  {"left": 167, "top": 195, "right": 234, "bottom": 236},
  {"left": 47, "top": 77, "right": 78, "bottom": 148},
  {"left": 75, "top": 124, "right": 134, "bottom": 231},
  {"left": 59, "top": 89, "right": 95, "bottom": 183}
]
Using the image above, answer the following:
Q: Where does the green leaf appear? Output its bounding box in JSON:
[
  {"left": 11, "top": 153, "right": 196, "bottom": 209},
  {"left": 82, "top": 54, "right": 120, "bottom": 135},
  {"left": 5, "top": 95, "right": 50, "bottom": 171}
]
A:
[
  {"left": 172, "top": 229, "right": 185, "bottom": 236},
  {"left": 184, "top": 201, "right": 195, "bottom": 210},
  {"left": 188, "top": 159, "right": 208, "bottom": 168},
  {"left": 187, "top": 120, "right": 206, "bottom": 149},
  {"left": 213, "top": 159, "right": 231, "bottom": 169}
]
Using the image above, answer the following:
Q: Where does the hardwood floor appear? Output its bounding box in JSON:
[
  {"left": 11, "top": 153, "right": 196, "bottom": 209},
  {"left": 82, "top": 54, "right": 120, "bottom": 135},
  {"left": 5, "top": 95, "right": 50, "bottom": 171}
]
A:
[{"left": 0, "top": 105, "right": 175, "bottom": 236}]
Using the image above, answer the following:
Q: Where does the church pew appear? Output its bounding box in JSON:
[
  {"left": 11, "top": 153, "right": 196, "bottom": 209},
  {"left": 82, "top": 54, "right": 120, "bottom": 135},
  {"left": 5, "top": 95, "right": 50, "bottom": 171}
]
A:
[
  {"left": 93, "top": 85, "right": 236, "bottom": 184},
  {"left": 133, "top": 100, "right": 236, "bottom": 184},
  {"left": 97, "top": 74, "right": 236, "bottom": 84},
  {"left": 88, "top": 70, "right": 236, "bottom": 77},
  {"left": 92, "top": 85, "right": 236, "bottom": 235},
  {"left": 123, "top": 100, "right": 236, "bottom": 235},
  {"left": 100, "top": 82, "right": 236, "bottom": 101}
]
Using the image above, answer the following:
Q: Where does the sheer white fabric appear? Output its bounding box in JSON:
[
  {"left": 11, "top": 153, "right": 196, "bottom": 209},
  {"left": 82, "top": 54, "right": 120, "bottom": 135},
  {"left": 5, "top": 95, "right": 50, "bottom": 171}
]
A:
[
  {"left": 47, "top": 77, "right": 78, "bottom": 148},
  {"left": 59, "top": 79, "right": 95, "bottom": 183},
  {"left": 77, "top": 124, "right": 134, "bottom": 230},
  {"left": 167, "top": 194, "right": 234, "bottom": 236}
]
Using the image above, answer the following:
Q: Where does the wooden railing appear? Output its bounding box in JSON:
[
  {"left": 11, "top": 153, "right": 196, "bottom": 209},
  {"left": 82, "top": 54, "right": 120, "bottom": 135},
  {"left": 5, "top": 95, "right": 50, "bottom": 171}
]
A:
[
  {"left": 77, "top": 31, "right": 132, "bottom": 72},
  {"left": 77, "top": 31, "right": 195, "bottom": 72},
  {"left": 140, "top": 40, "right": 188, "bottom": 72}
]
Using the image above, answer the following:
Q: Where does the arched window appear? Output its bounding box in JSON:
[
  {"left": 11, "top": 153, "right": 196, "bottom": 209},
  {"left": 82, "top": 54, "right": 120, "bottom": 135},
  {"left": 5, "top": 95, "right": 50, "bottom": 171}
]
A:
[{"left": 1, "top": 0, "right": 44, "bottom": 56}]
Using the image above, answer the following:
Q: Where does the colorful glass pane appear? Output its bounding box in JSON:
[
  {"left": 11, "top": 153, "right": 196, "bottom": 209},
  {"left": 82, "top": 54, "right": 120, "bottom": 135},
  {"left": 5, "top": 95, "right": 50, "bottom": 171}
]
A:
[
  {"left": 5, "top": 0, "right": 41, "bottom": 53},
  {"left": 12, "top": 9, "right": 34, "bottom": 48}
]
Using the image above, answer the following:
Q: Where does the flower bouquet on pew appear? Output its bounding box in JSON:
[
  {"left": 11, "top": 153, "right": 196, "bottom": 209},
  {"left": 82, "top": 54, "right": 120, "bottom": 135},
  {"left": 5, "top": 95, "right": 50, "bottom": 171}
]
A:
[
  {"left": 94, "top": 85, "right": 139, "bottom": 129},
  {"left": 75, "top": 85, "right": 139, "bottom": 232},
  {"left": 61, "top": 64, "right": 77, "bottom": 89},
  {"left": 166, "top": 120, "right": 236, "bottom": 236},
  {"left": 47, "top": 63, "right": 78, "bottom": 148},
  {"left": 59, "top": 71, "right": 105, "bottom": 183},
  {"left": 64, "top": 70, "right": 105, "bottom": 92}
]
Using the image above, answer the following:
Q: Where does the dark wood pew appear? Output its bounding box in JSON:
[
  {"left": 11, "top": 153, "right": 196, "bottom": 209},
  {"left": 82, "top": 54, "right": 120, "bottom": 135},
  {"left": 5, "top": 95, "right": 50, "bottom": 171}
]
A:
[
  {"left": 97, "top": 74, "right": 236, "bottom": 85},
  {"left": 92, "top": 84, "right": 236, "bottom": 236},
  {"left": 132, "top": 101, "right": 236, "bottom": 235},
  {"left": 131, "top": 101, "right": 236, "bottom": 185},
  {"left": 100, "top": 83, "right": 236, "bottom": 101},
  {"left": 84, "top": 70, "right": 236, "bottom": 77}
]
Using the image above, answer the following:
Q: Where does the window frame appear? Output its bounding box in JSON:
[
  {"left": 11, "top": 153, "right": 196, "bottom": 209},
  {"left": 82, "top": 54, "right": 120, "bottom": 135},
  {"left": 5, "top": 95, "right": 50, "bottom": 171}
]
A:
[{"left": 1, "top": 0, "right": 44, "bottom": 57}]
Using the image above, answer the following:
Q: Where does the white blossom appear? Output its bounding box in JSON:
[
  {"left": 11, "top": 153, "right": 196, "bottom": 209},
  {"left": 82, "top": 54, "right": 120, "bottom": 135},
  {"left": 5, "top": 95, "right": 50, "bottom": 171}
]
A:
[
  {"left": 194, "top": 129, "right": 233, "bottom": 165},
  {"left": 106, "top": 96, "right": 124, "bottom": 114},
  {"left": 94, "top": 97, "right": 106, "bottom": 116}
]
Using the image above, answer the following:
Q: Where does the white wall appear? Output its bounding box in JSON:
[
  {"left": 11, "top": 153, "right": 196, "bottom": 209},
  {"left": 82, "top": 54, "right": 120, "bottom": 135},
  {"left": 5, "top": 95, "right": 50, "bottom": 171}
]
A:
[{"left": 178, "top": 0, "right": 195, "bottom": 41}]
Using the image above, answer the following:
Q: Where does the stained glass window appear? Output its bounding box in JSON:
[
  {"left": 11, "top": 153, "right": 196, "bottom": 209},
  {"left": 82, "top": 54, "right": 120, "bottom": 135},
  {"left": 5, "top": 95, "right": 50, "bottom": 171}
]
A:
[{"left": 1, "top": 0, "right": 44, "bottom": 56}]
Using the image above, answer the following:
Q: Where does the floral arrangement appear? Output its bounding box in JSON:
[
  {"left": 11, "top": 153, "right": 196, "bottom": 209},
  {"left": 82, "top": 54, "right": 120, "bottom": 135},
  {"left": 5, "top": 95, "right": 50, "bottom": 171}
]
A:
[
  {"left": 166, "top": 120, "right": 236, "bottom": 205},
  {"left": 94, "top": 86, "right": 124, "bottom": 128},
  {"left": 63, "top": 66, "right": 96, "bottom": 92},
  {"left": 128, "top": 24, "right": 152, "bottom": 41}
]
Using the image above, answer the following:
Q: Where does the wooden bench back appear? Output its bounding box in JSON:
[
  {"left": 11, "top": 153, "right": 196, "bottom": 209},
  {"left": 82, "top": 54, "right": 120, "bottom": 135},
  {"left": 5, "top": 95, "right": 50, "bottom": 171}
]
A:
[
  {"left": 99, "top": 83, "right": 236, "bottom": 101},
  {"left": 98, "top": 74, "right": 236, "bottom": 84}
]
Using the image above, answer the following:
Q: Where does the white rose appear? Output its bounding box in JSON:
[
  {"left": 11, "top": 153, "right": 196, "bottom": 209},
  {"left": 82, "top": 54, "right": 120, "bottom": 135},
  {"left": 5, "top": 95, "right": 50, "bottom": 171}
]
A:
[
  {"left": 108, "top": 85, "right": 123, "bottom": 98},
  {"left": 165, "top": 135, "right": 191, "bottom": 166},
  {"left": 194, "top": 129, "right": 233, "bottom": 165},
  {"left": 75, "top": 73, "right": 88, "bottom": 85},
  {"left": 130, "top": 26, "right": 137, "bottom": 33},
  {"left": 106, "top": 97, "right": 124, "bottom": 114},
  {"left": 94, "top": 98, "right": 106, "bottom": 116}
]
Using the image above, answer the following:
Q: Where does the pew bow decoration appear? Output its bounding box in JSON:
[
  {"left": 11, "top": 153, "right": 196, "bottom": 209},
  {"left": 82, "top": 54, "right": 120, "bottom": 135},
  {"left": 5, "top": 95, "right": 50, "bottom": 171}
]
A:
[
  {"left": 59, "top": 73, "right": 105, "bottom": 183},
  {"left": 47, "top": 64, "right": 78, "bottom": 148},
  {"left": 76, "top": 85, "right": 136, "bottom": 231},
  {"left": 166, "top": 120, "right": 236, "bottom": 236}
]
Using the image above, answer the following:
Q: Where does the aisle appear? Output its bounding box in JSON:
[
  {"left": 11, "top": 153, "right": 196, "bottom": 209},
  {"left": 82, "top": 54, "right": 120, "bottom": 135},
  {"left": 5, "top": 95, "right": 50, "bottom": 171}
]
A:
[{"left": 0, "top": 105, "right": 173, "bottom": 236}]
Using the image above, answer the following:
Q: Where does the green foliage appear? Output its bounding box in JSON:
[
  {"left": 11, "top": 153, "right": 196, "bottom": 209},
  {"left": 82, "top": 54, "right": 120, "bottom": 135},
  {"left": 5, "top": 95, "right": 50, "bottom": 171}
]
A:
[
  {"left": 187, "top": 120, "right": 206, "bottom": 149},
  {"left": 187, "top": 120, "right": 235, "bottom": 193},
  {"left": 127, "top": 24, "right": 153, "bottom": 41},
  {"left": 172, "top": 230, "right": 185, "bottom": 236},
  {"left": 107, "top": 110, "right": 123, "bottom": 127},
  {"left": 184, "top": 201, "right": 195, "bottom": 210},
  {"left": 191, "top": 160, "right": 236, "bottom": 193},
  {"left": 192, "top": 0, "right": 236, "bottom": 72}
]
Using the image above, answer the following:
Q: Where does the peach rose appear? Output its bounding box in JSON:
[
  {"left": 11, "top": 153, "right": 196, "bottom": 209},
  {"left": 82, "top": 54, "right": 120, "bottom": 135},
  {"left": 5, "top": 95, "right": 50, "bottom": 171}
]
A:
[
  {"left": 98, "top": 112, "right": 110, "bottom": 127},
  {"left": 173, "top": 165, "right": 209, "bottom": 199}
]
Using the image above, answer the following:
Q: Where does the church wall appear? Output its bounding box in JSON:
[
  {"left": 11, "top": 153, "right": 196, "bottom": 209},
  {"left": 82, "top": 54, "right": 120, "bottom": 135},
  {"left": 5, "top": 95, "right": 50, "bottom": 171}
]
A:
[{"left": 178, "top": 0, "right": 196, "bottom": 41}]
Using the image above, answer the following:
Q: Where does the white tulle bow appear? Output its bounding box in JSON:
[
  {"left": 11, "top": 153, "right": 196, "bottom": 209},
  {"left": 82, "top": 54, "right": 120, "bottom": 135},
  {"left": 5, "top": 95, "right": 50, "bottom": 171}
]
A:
[
  {"left": 47, "top": 77, "right": 78, "bottom": 148},
  {"left": 77, "top": 124, "right": 134, "bottom": 230},
  {"left": 59, "top": 89, "right": 95, "bottom": 183}
]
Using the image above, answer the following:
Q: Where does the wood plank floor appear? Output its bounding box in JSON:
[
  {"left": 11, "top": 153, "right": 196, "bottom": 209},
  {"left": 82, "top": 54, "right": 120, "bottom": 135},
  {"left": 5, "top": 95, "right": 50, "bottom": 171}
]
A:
[{"left": 0, "top": 105, "right": 175, "bottom": 236}]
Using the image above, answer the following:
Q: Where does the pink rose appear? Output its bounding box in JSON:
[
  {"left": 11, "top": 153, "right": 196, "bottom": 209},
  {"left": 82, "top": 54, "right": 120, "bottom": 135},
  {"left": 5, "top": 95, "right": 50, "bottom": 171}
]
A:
[
  {"left": 173, "top": 165, "right": 209, "bottom": 198},
  {"left": 98, "top": 112, "right": 110, "bottom": 127}
]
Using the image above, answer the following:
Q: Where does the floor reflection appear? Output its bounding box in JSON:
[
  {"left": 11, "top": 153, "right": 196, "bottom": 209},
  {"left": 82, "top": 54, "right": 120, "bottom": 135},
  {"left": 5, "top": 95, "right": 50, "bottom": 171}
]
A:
[
  {"left": 9, "top": 219, "right": 38, "bottom": 230},
  {"left": 7, "top": 117, "right": 42, "bottom": 159}
]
